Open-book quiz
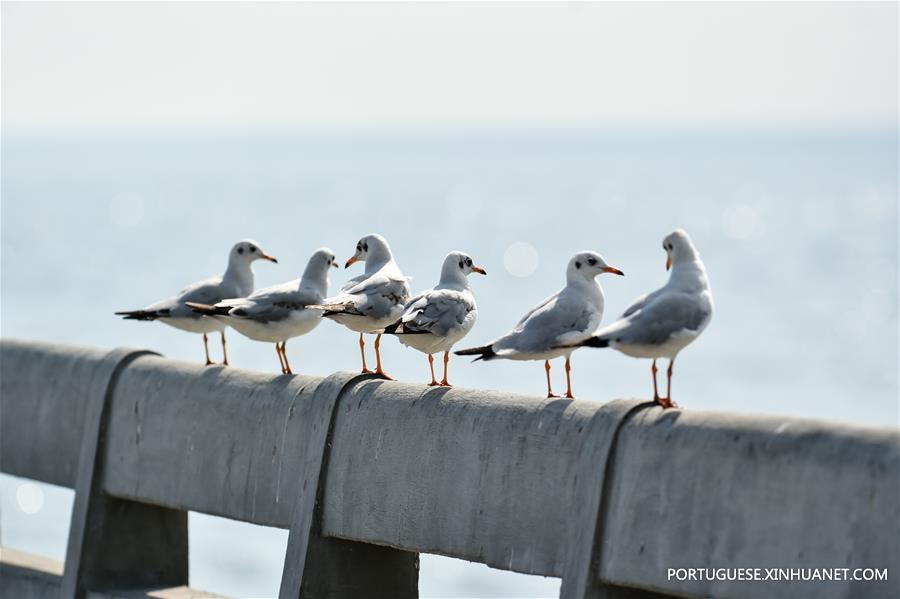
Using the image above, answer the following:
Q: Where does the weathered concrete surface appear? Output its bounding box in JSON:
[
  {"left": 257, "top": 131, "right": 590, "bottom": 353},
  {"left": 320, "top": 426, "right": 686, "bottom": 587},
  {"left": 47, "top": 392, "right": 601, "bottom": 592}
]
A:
[
  {"left": 0, "top": 547, "right": 63, "bottom": 597},
  {"left": 597, "top": 409, "right": 900, "bottom": 599},
  {"left": 280, "top": 373, "right": 419, "bottom": 599},
  {"left": 101, "top": 355, "right": 333, "bottom": 527},
  {"left": 0, "top": 548, "right": 223, "bottom": 599},
  {"left": 61, "top": 347, "right": 188, "bottom": 599},
  {"left": 2, "top": 339, "right": 899, "bottom": 599},
  {"left": 0, "top": 339, "right": 110, "bottom": 487},
  {"left": 319, "top": 378, "right": 638, "bottom": 578}
]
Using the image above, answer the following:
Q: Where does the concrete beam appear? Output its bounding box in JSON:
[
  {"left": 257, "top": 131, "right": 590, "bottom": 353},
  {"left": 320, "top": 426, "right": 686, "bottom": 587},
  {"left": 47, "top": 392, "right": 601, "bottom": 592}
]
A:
[
  {"left": 0, "top": 339, "right": 109, "bottom": 487},
  {"left": 1, "top": 339, "right": 898, "bottom": 599}
]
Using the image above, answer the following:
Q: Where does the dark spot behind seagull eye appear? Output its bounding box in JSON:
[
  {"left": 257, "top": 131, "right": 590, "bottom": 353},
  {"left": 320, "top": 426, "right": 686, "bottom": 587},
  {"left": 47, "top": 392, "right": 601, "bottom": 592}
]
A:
[
  {"left": 459, "top": 260, "right": 464, "bottom": 269},
  {"left": 668, "top": 243, "right": 674, "bottom": 250},
  {"left": 363, "top": 242, "right": 368, "bottom": 252},
  {"left": 237, "top": 247, "right": 244, "bottom": 255},
  {"left": 575, "top": 261, "right": 582, "bottom": 269}
]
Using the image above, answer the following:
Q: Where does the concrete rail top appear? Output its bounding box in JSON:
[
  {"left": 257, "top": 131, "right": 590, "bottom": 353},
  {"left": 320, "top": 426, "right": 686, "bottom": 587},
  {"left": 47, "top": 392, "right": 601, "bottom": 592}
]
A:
[{"left": 1, "top": 338, "right": 898, "bottom": 599}]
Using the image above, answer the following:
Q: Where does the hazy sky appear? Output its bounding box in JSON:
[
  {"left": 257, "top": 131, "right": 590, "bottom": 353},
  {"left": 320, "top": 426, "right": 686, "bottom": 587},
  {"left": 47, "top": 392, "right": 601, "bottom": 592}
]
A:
[{"left": 2, "top": 2, "right": 897, "bottom": 133}]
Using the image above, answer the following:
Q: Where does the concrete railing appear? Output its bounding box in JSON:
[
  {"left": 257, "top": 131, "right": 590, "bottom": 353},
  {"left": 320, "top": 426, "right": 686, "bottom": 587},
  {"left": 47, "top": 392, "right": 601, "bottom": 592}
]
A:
[{"left": 1, "top": 338, "right": 898, "bottom": 599}]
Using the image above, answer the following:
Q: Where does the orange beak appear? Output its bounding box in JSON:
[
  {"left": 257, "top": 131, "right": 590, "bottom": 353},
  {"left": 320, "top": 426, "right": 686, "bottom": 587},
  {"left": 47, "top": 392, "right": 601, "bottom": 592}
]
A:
[
  {"left": 345, "top": 255, "right": 359, "bottom": 269},
  {"left": 262, "top": 253, "right": 278, "bottom": 263},
  {"left": 666, "top": 256, "right": 672, "bottom": 271},
  {"left": 473, "top": 266, "right": 487, "bottom": 275},
  {"left": 603, "top": 266, "right": 625, "bottom": 276}
]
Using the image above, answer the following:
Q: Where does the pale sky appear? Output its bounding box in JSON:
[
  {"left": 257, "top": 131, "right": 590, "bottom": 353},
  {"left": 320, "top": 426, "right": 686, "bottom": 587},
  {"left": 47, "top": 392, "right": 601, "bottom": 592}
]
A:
[{"left": 2, "top": 2, "right": 897, "bottom": 133}]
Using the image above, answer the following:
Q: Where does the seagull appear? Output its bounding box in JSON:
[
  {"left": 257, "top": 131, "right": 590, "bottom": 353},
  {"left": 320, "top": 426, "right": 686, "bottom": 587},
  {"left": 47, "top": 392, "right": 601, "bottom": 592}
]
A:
[
  {"left": 186, "top": 248, "right": 338, "bottom": 374},
  {"left": 456, "top": 251, "right": 624, "bottom": 398},
  {"left": 556, "top": 229, "right": 713, "bottom": 408},
  {"left": 309, "top": 234, "right": 410, "bottom": 379},
  {"left": 382, "top": 251, "right": 486, "bottom": 387},
  {"left": 115, "top": 239, "right": 278, "bottom": 365}
]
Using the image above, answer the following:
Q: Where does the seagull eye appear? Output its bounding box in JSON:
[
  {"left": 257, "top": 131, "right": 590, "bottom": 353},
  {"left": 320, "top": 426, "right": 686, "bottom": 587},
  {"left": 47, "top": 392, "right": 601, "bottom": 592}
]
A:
[
  {"left": 587, "top": 257, "right": 597, "bottom": 266},
  {"left": 466, "top": 258, "right": 472, "bottom": 266},
  {"left": 667, "top": 243, "right": 674, "bottom": 250},
  {"left": 249, "top": 246, "right": 256, "bottom": 253}
]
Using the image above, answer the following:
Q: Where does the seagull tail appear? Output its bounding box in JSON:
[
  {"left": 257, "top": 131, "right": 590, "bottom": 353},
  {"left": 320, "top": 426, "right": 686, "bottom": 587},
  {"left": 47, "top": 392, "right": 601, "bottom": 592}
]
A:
[
  {"left": 380, "top": 320, "right": 403, "bottom": 335},
  {"left": 553, "top": 336, "right": 609, "bottom": 350},
  {"left": 114, "top": 309, "right": 162, "bottom": 321},
  {"left": 454, "top": 344, "right": 496, "bottom": 362},
  {"left": 308, "top": 302, "right": 362, "bottom": 318},
  {"left": 185, "top": 302, "right": 230, "bottom": 316},
  {"left": 581, "top": 336, "right": 609, "bottom": 348}
]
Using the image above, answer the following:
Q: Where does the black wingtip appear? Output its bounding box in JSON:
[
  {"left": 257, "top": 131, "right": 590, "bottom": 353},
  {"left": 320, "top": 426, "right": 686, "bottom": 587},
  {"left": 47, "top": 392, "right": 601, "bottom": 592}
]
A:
[
  {"left": 581, "top": 336, "right": 609, "bottom": 348},
  {"left": 454, "top": 344, "right": 496, "bottom": 361},
  {"left": 114, "top": 309, "right": 159, "bottom": 321},
  {"left": 382, "top": 320, "right": 402, "bottom": 335}
]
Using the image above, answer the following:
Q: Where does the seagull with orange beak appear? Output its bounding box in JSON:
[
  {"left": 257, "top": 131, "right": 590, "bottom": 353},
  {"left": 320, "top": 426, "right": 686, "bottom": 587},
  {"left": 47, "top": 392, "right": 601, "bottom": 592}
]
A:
[
  {"left": 309, "top": 234, "right": 410, "bottom": 378},
  {"left": 456, "top": 251, "right": 624, "bottom": 399},
  {"left": 115, "top": 239, "right": 278, "bottom": 365},
  {"left": 555, "top": 229, "right": 713, "bottom": 408},
  {"left": 382, "top": 251, "right": 487, "bottom": 387}
]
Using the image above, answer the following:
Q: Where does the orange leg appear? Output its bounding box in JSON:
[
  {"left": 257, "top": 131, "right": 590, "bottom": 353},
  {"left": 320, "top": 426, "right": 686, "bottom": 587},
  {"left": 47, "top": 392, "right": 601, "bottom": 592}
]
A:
[
  {"left": 662, "top": 358, "right": 678, "bottom": 409},
  {"left": 373, "top": 334, "right": 394, "bottom": 380},
  {"left": 564, "top": 355, "right": 574, "bottom": 399},
  {"left": 275, "top": 343, "right": 287, "bottom": 374},
  {"left": 359, "top": 333, "right": 373, "bottom": 374},
  {"left": 281, "top": 340, "right": 293, "bottom": 375},
  {"left": 440, "top": 351, "right": 451, "bottom": 387},
  {"left": 651, "top": 359, "right": 660, "bottom": 404},
  {"left": 545, "top": 360, "right": 559, "bottom": 398},
  {"left": 203, "top": 333, "right": 213, "bottom": 366},
  {"left": 220, "top": 331, "right": 229, "bottom": 366},
  {"left": 427, "top": 354, "right": 439, "bottom": 386}
]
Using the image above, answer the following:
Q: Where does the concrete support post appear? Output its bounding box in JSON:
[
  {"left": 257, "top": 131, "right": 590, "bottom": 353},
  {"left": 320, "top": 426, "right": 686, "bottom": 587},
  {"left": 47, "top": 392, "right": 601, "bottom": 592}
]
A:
[
  {"left": 279, "top": 374, "right": 419, "bottom": 599},
  {"left": 560, "top": 401, "right": 657, "bottom": 599},
  {"left": 61, "top": 349, "right": 188, "bottom": 599}
]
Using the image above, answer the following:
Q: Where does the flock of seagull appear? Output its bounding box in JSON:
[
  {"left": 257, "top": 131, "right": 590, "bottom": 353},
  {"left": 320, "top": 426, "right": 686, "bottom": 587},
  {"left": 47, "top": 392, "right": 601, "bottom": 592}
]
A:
[{"left": 116, "top": 229, "right": 713, "bottom": 407}]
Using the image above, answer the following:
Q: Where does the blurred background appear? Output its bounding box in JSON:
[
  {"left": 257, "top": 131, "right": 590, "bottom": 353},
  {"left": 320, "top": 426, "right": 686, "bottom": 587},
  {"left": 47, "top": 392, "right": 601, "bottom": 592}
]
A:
[{"left": 1, "top": 2, "right": 897, "bottom": 597}]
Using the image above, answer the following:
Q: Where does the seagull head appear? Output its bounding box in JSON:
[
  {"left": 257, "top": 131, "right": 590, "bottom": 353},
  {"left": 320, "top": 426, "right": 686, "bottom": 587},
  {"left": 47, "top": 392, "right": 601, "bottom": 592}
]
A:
[
  {"left": 302, "top": 247, "right": 338, "bottom": 291},
  {"left": 568, "top": 251, "right": 624, "bottom": 281},
  {"left": 230, "top": 239, "right": 278, "bottom": 265},
  {"left": 345, "top": 233, "right": 393, "bottom": 269},
  {"left": 308, "top": 247, "right": 339, "bottom": 271},
  {"left": 440, "top": 251, "right": 487, "bottom": 284},
  {"left": 662, "top": 229, "right": 697, "bottom": 270}
]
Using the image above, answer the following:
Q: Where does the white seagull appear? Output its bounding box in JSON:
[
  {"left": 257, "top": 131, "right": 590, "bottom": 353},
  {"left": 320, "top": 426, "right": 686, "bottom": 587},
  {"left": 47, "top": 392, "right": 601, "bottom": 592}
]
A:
[
  {"left": 456, "top": 251, "right": 624, "bottom": 398},
  {"left": 557, "top": 229, "right": 713, "bottom": 408},
  {"left": 115, "top": 239, "right": 278, "bottom": 365},
  {"left": 186, "top": 248, "right": 338, "bottom": 375},
  {"left": 310, "top": 234, "right": 411, "bottom": 378},
  {"left": 382, "top": 251, "right": 486, "bottom": 387}
]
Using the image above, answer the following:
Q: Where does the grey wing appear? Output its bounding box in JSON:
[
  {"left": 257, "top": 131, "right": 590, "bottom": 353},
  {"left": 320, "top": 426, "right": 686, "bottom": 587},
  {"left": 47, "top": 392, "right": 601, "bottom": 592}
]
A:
[
  {"left": 524, "top": 294, "right": 599, "bottom": 347},
  {"left": 165, "top": 277, "right": 229, "bottom": 319},
  {"left": 340, "top": 272, "right": 370, "bottom": 293},
  {"left": 513, "top": 291, "right": 561, "bottom": 329},
  {"left": 605, "top": 292, "right": 711, "bottom": 346},
  {"left": 402, "top": 290, "right": 474, "bottom": 336},
  {"left": 498, "top": 293, "right": 596, "bottom": 352},
  {"left": 228, "top": 286, "right": 322, "bottom": 323},
  {"left": 345, "top": 274, "right": 410, "bottom": 316}
]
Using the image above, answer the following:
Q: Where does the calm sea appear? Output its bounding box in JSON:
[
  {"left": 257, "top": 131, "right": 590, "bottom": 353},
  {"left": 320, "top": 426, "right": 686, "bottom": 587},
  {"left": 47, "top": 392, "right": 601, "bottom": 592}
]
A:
[{"left": 2, "top": 130, "right": 897, "bottom": 597}]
